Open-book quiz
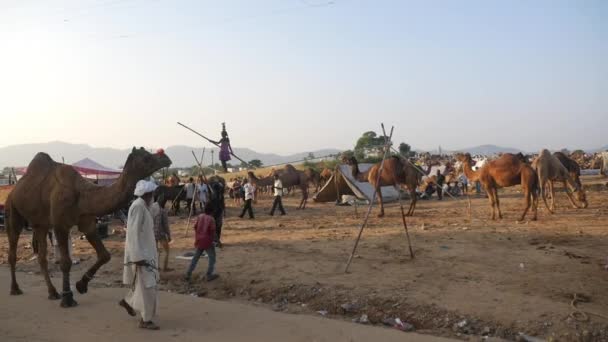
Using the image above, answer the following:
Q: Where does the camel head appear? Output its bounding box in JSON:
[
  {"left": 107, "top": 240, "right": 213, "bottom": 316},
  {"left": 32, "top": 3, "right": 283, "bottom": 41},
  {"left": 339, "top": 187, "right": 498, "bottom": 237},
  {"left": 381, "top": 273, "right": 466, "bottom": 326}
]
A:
[
  {"left": 123, "top": 147, "right": 172, "bottom": 181},
  {"left": 247, "top": 171, "right": 258, "bottom": 182},
  {"left": 576, "top": 188, "right": 588, "bottom": 208},
  {"left": 455, "top": 153, "right": 473, "bottom": 165},
  {"left": 341, "top": 155, "right": 360, "bottom": 178}
]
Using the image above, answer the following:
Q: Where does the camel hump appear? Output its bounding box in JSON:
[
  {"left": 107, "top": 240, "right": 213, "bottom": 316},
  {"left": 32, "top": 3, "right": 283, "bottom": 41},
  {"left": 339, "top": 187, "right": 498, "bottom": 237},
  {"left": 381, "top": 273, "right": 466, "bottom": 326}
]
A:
[
  {"left": 284, "top": 164, "right": 297, "bottom": 172},
  {"left": 539, "top": 149, "right": 551, "bottom": 157},
  {"left": 27, "top": 152, "right": 58, "bottom": 173}
]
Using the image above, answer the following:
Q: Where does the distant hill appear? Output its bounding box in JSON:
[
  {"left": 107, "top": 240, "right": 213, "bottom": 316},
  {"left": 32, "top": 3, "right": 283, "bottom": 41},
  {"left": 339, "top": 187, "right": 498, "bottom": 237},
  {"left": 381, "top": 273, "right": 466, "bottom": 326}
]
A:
[
  {"left": 591, "top": 145, "right": 608, "bottom": 153},
  {"left": 0, "top": 141, "right": 341, "bottom": 169},
  {"left": 456, "top": 144, "right": 523, "bottom": 155},
  {"left": 418, "top": 144, "right": 523, "bottom": 155}
]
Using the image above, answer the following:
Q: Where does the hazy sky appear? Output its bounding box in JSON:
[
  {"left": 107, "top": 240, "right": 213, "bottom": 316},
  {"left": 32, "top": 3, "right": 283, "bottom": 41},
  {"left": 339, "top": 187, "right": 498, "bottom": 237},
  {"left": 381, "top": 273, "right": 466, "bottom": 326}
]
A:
[{"left": 1, "top": 0, "right": 606, "bottom": 154}]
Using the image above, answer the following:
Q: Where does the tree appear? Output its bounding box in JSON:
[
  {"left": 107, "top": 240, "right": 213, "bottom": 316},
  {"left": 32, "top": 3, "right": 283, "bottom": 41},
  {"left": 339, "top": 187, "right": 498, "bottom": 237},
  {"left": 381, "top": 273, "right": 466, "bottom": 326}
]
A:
[
  {"left": 249, "top": 159, "right": 263, "bottom": 168},
  {"left": 306, "top": 152, "right": 315, "bottom": 160},
  {"left": 354, "top": 131, "right": 385, "bottom": 161},
  {"left": 571, "top": 149, "right": 585, "bottom": 156},
  {"left": 398, "top": 142, "right": 412, "bottom": 157}
]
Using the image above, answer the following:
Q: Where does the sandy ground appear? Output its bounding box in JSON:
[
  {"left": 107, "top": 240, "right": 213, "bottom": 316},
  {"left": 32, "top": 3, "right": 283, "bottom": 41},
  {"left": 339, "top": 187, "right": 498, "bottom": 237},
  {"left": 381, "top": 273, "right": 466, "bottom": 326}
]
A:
[
  {"left": 2, "top": 175, "right": 608, "bottom": 341},
  {"left": 0, "top": 268, "right": 452, "bottom": 342}
]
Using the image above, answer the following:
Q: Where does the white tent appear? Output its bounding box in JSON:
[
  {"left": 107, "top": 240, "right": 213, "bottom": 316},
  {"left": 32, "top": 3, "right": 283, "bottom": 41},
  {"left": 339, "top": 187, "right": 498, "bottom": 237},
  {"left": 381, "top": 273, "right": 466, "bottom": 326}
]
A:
[{"left": 313, "top": 164, "right": 401, "bottom": 203}]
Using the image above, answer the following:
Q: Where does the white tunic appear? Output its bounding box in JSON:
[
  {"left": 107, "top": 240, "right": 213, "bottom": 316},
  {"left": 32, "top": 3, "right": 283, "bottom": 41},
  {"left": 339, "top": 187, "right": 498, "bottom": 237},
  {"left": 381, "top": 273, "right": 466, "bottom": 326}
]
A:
[
  {"left": 123, "top": 198, "right": 159, "bottom": 321},
  {"left": 123, "top": 197, "right": 158, "bottom": 287}
]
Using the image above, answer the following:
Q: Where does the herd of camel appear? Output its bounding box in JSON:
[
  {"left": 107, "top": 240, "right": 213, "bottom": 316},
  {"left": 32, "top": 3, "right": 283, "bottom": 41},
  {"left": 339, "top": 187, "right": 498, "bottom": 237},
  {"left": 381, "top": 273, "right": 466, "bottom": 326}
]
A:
[
  {"left": 247, "top": 149, "right": 589, "bottom": 222},
  {"left": 2, "top": 146, "right": 597, "bottom": 307}
]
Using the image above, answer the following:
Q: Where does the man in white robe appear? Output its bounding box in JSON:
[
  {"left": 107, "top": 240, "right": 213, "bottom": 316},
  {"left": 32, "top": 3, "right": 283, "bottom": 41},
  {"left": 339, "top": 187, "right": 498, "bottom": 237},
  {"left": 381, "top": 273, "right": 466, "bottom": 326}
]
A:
[{"left": 119, "top": 180, "right": 160, "bottom": 330}]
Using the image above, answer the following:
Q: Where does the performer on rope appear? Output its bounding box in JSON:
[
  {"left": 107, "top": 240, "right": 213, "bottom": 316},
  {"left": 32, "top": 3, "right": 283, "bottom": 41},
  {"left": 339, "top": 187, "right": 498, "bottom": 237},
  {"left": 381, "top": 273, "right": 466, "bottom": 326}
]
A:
[{"left": 213, "top": 123, "right": 233, "bottom": 173}]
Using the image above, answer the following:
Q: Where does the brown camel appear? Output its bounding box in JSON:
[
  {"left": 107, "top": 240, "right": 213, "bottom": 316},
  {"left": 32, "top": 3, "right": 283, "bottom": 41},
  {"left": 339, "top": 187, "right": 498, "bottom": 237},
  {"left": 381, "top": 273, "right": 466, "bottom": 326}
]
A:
[
  {"left": 6, "top": 147, "right": 171, "bottom": 307},
  {"left": 248, "top": 164, "right": 309, "bottom": 209},
  {"left": 304, "top": 168, "right": 321, "bottom": 193},
  {"left": 344, "top": 156, "right": 420, "bottom": 217},
  {"left": 457, "top": 152, "right": 538, "bottom": 221},
  {"left": 532, "top": 149, "right": 587, "bottom": 213},
  {"left": 319, "top": 168, "right": 333, "bottom": 186}
]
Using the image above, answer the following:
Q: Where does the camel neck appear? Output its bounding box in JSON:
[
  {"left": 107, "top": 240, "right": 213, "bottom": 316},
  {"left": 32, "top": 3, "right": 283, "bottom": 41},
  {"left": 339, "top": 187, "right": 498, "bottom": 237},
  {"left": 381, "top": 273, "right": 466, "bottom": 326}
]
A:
[
  {"left": 78, "top": 172, "right": 136, "bottom": 216},
  {"left": 462, "top": 160, "right": 479, "bottom": 182}
]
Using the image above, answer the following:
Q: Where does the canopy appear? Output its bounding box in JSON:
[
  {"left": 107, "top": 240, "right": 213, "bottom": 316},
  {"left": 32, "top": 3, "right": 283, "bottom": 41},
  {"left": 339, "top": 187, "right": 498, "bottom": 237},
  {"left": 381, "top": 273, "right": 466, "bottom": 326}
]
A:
[
  {"left": 313, "top": 164, "right": 401, "bottom": 203},
  {"left": 72, "top": 158, "right": 121, "bottom": 176}
]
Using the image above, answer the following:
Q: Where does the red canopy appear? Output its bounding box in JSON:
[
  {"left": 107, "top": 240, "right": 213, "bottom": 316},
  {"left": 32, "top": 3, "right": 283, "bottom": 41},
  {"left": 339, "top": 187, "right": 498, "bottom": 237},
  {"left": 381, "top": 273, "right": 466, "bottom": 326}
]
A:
[
  {"left": 71, "top": 158, "right": 121, "bottom": 176},
  {"left": 15, "top": 158, "right": 121, "bottom": 177}
]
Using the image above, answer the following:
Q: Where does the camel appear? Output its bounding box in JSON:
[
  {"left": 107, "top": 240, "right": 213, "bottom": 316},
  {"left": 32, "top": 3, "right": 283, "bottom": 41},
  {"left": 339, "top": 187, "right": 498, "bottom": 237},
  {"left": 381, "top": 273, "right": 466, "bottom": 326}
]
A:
[
  {"left": 248, "top": 164, "right": 309, "bottom": 209},
  {"left": 6, "top": 147, "right": 171, "bottom": 308},
  {"left": 532, "top": 149, "right": 587, "bottom": 213},
  {"left": 319, "top": 168, "right": 333, "bottom": 186},
  {"left": 343, "top": 156, "right": 420, "bottom": 217},
  {"left": 457, "top": 152, "right": 538, "bottom": 221},
  {"left": 304, "top": 168, "right": 321, "bottom": 193},
  {"left": 155, "top": 184, "right": 186, "bottom": 215}
]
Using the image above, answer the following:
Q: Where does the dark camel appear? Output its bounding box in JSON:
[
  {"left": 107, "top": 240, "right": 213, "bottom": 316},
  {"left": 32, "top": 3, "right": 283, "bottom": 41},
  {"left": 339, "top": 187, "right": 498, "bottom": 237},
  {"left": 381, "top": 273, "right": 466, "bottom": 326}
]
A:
[
  {"left": 553, "top": 152, "right": 588, "bottom": 208},
  {"left": 457, "top": 153, "right": 538, "bottom": 221},
  {"left": 344, "top": 156, "right": 420, "bottom": 217},
  {"left": 6, "top": 147, "right": 171, "bottom": 307},
  {"left": 532, "top": 149, "right": 587, "bottom": 213},
  {"left": 248, "top": 164, "right": 309, "bottom": 209}
]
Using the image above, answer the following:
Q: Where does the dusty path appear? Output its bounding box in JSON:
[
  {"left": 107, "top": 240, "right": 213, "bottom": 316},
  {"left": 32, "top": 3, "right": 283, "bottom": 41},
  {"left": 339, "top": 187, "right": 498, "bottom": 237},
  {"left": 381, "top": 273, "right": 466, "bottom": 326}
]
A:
[{"left": 0, "top": 268, "right": 453, "bottom": 342}]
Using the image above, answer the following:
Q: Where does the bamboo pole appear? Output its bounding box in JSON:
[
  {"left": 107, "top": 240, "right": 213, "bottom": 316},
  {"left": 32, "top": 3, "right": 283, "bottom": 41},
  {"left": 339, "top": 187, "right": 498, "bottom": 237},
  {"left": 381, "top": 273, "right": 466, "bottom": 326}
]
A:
[
  {"left": 380, "top": 125, "right": 415, "bottom": 260},
  {"left": 344, "top": 124, "right": 394, "bottom": 273}
]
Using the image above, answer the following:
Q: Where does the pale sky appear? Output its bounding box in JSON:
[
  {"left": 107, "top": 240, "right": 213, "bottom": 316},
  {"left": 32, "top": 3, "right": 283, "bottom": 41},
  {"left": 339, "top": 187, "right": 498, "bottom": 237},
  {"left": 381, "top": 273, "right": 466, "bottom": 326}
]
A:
[{"left": 1, "top": 0, "right": 606, "bottom": 154}]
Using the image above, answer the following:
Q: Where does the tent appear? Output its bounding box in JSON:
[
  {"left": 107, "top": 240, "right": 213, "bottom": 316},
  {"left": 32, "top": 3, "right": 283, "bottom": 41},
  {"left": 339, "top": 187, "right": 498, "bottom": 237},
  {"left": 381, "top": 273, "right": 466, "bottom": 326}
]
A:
[
  {"left": 72, "top": 158, "right": 121, "bottom": 186},
  {"left": 313, "top": 164, "right": 401, "bottom": 203}
]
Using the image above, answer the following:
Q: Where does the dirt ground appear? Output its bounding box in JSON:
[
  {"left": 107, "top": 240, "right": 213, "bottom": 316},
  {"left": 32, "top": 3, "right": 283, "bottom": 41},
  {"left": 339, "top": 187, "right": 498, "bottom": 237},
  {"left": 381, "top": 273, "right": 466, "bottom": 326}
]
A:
[
  {"left": 0, "top": 269, "right": 452, "bottom": 342},
  {"left": 2, "top": 175, "right": 608, "bottom": 341}
]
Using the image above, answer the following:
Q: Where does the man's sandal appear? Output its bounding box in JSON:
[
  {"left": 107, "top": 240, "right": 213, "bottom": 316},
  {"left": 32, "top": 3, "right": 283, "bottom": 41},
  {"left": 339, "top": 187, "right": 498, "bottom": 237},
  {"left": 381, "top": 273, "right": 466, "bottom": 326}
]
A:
[{"left": 139, "top": 320, "right": 160, "bottom": 330}]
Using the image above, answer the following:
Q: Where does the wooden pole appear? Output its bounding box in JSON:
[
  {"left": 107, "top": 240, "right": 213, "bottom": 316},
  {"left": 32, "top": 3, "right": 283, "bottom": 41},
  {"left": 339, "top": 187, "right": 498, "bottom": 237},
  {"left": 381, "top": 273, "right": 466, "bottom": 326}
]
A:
[
  {"left": 398, "top": 192, "right": 415, "bottom": 259},
  {"left": 344, "top": 124, "right": 394, "bottom": 273},
  {"left": 381, "top": 126, "right": 415, "bottom": 260}
]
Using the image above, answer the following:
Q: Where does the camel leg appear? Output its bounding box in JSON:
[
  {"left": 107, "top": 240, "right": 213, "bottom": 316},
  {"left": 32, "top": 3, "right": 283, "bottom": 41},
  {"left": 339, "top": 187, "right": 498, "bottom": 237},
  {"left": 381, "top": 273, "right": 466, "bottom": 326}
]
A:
[
  {"left": 531, "top": 188, "right": 538, "bottom": 221},
  {"left": 297, "top": 186, "right": 308, "bottom": 209},
  {"left": 406, "top": 188, "right": 417, "bottom": 216},
  {"left": 518, "top": 189, "right": 532, "bottom": 222},
  {"left": 34, "top": 226, "right": 61, "bottom": 300},
  {"left": 549, "top": 181, "right": 556, "bottom": 212},
  {"left": 53, "top": 229, "right": 77, "bottom": 308},
  {"left": 484, "top": 185, "right": 496, "bottom": 220},
  {"left": 563, "top": 181, "right": 581, "bottom": 209},
  {"left": 494, "top": 188, "right": 503, "bottom": 219},
  {"left": 540, "top": 180, "right": 553, "bottom": 214},
  {"left": 75, "top": 220, "right": 111, "bottom": 295},
  {"left": 376, "top": 186, "right": 385, "bottom": 217},
  {"left": 7, "top": 204, "right": 24, "bottom": 295}
]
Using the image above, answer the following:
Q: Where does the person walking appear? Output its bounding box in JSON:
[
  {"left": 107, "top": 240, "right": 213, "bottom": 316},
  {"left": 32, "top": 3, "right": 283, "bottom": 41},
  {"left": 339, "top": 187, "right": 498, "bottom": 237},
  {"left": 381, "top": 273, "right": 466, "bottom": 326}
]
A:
[
  {"left": 150, "top": 195, "right": 172, "bottom": 272},
  {"left": 232, "top": 178, "right": 242, "bottom": 207},
  {"left": 436, "top": 169, "right": 446, "bottom": 200},
  {"left": 239, "top": 179, "right": 255, "bottom": 219},
  {"left": 185, "top": 177, "right": 196, "bottom": 214},
  {"left": 197, "top": 177, "right": 209, "bottom": 211},
  {"left": 269, "top": 174, "right": 286, "bottom": 216},
  {"left": 185, "top": 204, "right": 219, "bottom": 282},
  {"left": 119, "top": 180, "right": 160, "bottom": 330}
]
